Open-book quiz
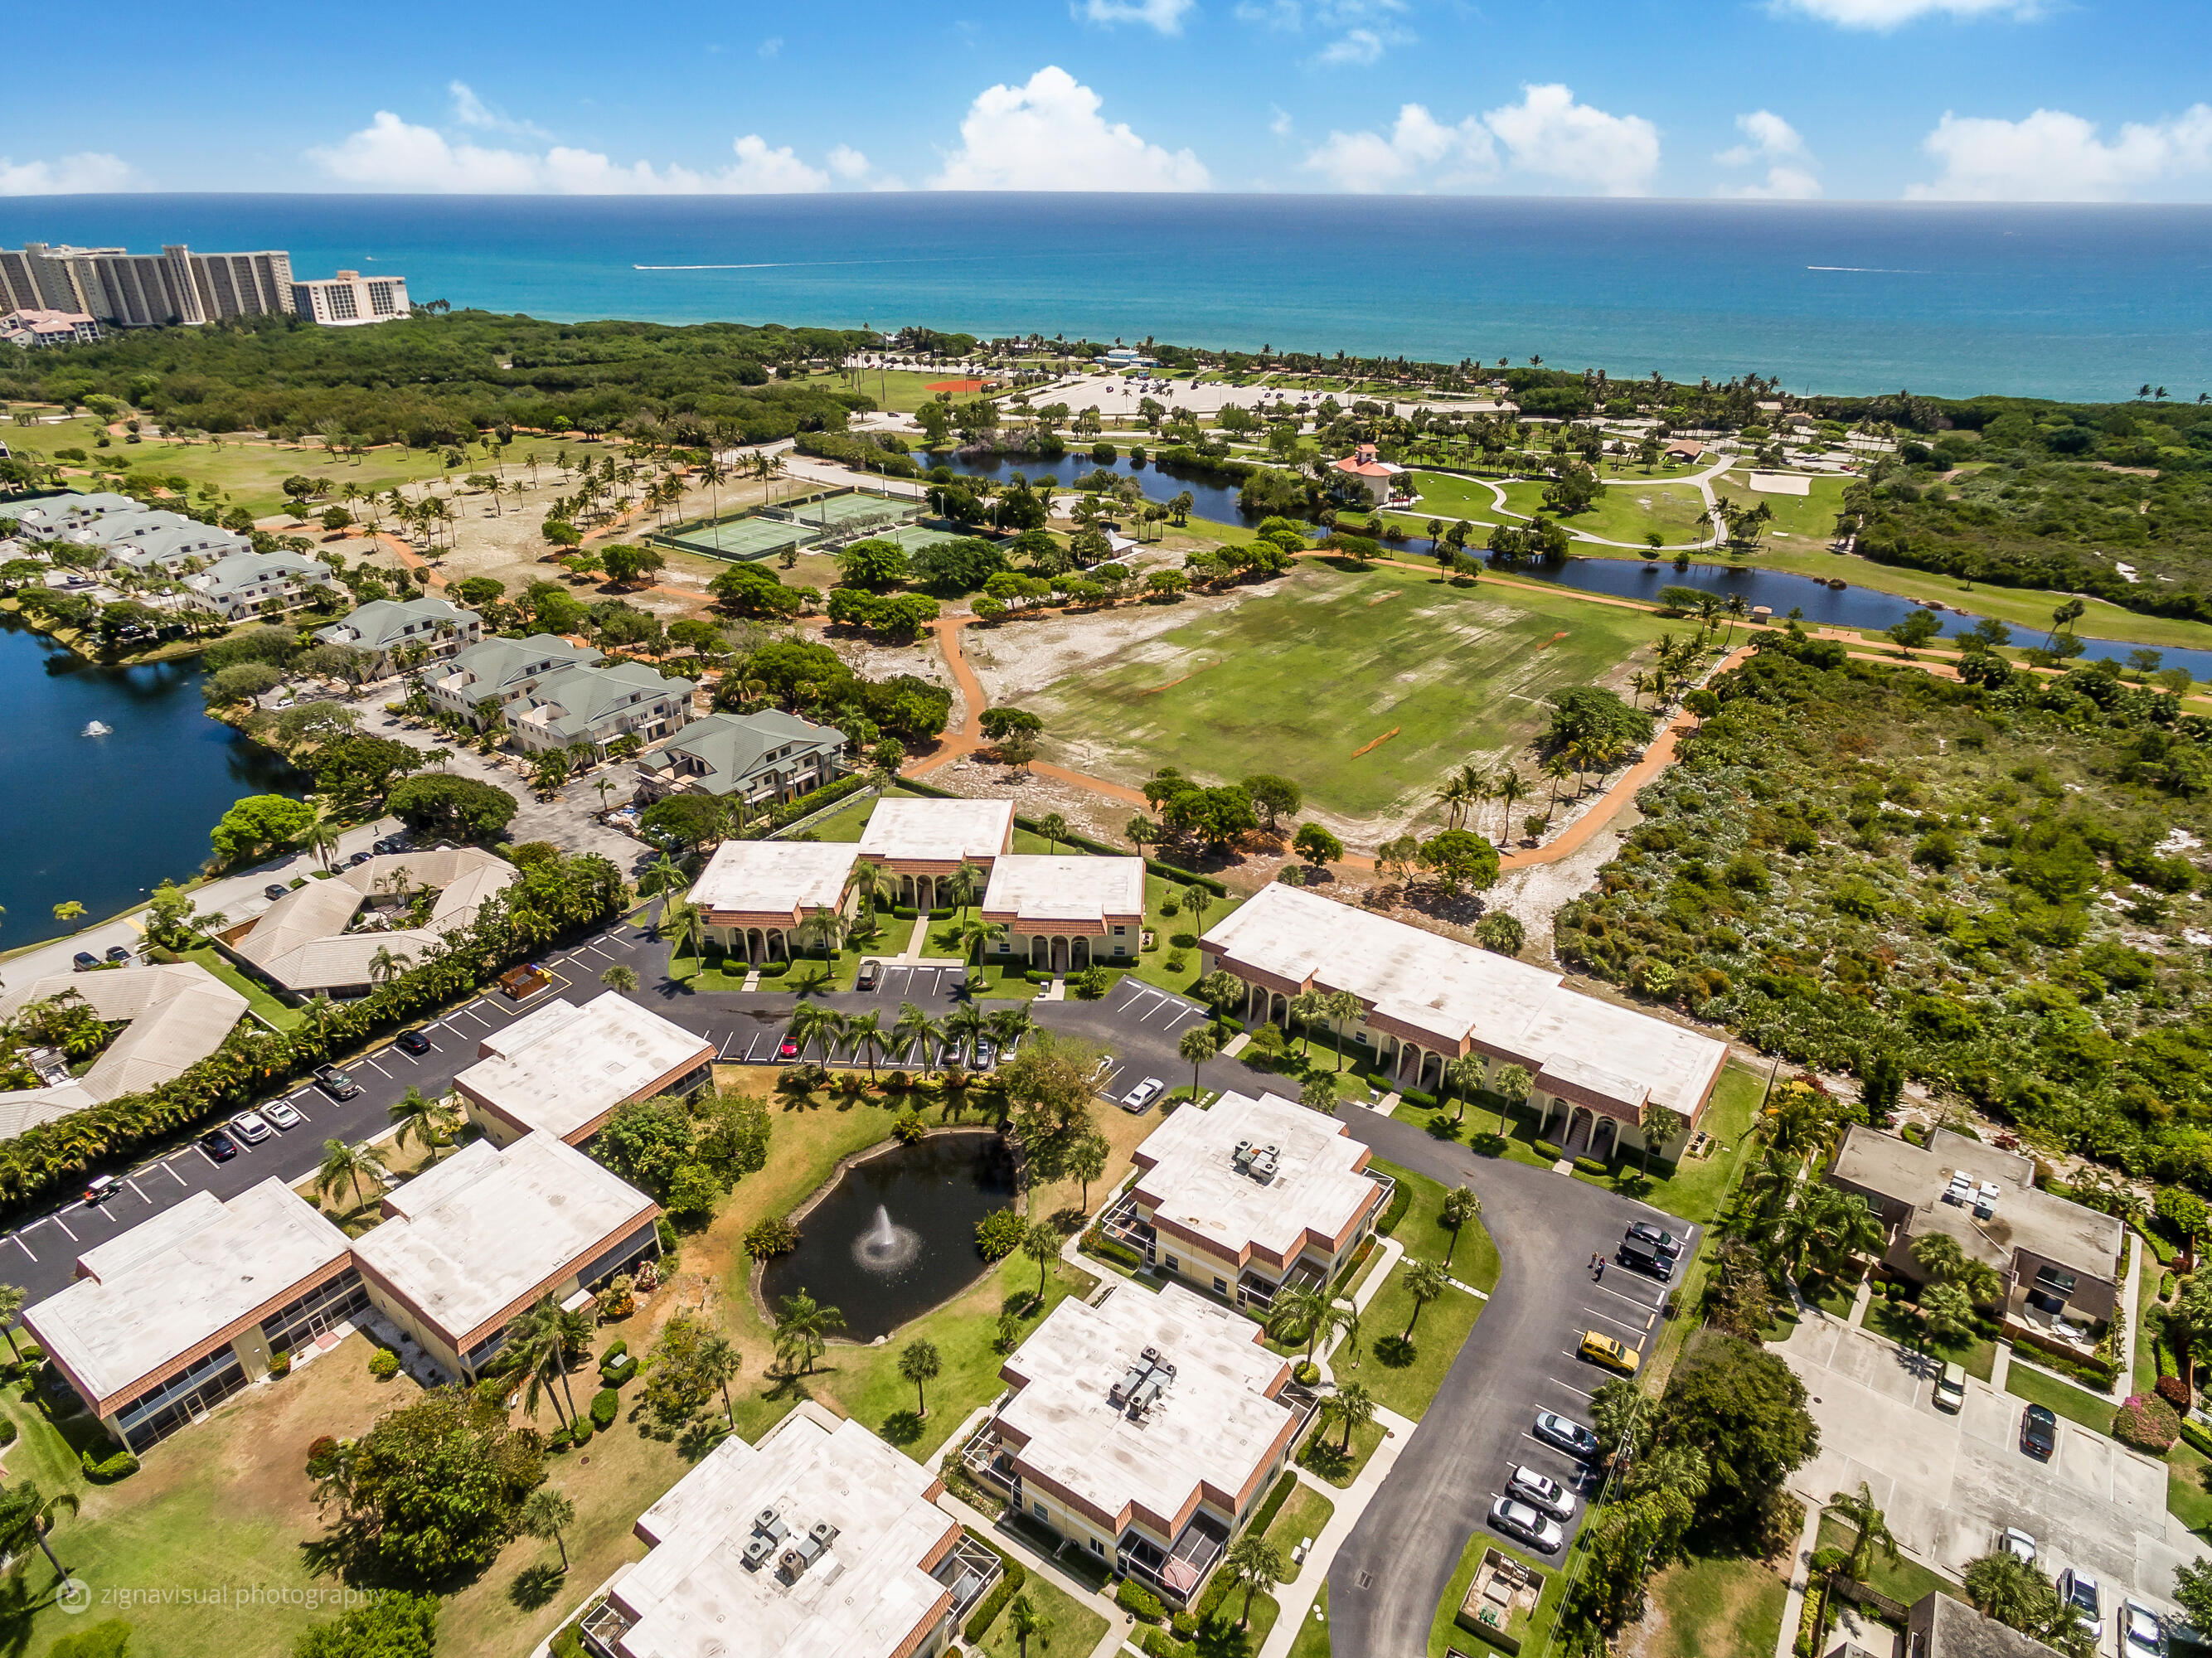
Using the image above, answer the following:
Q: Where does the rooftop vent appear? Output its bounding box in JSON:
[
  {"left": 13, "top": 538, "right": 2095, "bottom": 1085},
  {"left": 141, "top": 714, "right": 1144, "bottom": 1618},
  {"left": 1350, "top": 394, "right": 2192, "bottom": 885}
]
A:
[
  {"left": 809, "top": 1520, "right": 840, "bottom": 1549},
  {"left": 741, "top": 1534, "right": 777, "bottom": 1572},
  {"left": 752, "top": 1509, "right": 787, "bottom": 1544},
  {"left": 779, "top": 1546, "right": 809, "bottom": 1581},
  {"left": 1142, "top": 1345, "right": 1162, "bottom": 1365}
]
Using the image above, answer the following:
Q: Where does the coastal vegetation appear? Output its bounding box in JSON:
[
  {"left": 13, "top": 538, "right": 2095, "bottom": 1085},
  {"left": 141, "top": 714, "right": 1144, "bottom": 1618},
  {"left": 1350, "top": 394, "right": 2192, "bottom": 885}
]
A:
[{"left": 1558, "top": 632, "right": 2212, "bottom": 1190}]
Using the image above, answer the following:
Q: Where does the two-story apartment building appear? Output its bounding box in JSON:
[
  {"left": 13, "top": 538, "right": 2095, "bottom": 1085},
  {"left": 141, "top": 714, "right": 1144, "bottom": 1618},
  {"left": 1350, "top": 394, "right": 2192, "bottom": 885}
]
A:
[
  {"left": 102, "top": 521, "right": 253, "bottom": 577},
  {"left": 506, "top": 659, "right": 697, "bottom": 757},
  {"left": 1103, "top": 1088, "right": 1391, "bottom": 1314},
  {"left": 856, "top": 797, "right": 1016, "bottom": 909},
  {"left": 1200, "top": 884, "right": 1729, "bottom": 1162},
  {"left": 313, "top": 595, "right": 482, "bottom": 676},
  {"left": 634, "top": 709, "right": 846, "bottom": 809},
  {"left": 424, "top": 633, "right": 603, "bottom": 728},
  {"left": 978, "top": 853, "right": 1147, "bottom": 976},
  {"left": 686, "top": 840, "right": 861, "bottom": 964},
  {"left": 186, "top": 550, "right": 334, "bottom": 619},
  {"left": 964, "top": 1282, "right": 1304, "bottom": 1607}
]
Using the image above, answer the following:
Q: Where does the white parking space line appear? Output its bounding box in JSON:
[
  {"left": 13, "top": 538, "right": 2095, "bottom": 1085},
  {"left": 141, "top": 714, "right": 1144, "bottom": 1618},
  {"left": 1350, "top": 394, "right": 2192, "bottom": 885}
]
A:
[
  {"left": 361, "top": 1058, "right": 390, "bottom": 1078},
  {"left": 9, "top": 1235, "right": 34, "bottom": 1263},
  {"left": 1546, "top": 1376, "right": 1594, "bottom": 1398},
  {"left": 161, "top": 1161, "right": 188, "bottom": 1186},
  {"left": 1589, "top": 1280, "right": 1666, "bottom": 1310},
  {"left": 125, "top": 1179, "right": 150, "bottom": 1205},
  {"left": 51, "top": 1215, "right": 77, "bottom": 1243},
  {"left": 581, "top": 943, "right": 615, "bottom": 962},
  {"left": 1580, "top": 1307, "right": 1648, "bottom": 1336}
]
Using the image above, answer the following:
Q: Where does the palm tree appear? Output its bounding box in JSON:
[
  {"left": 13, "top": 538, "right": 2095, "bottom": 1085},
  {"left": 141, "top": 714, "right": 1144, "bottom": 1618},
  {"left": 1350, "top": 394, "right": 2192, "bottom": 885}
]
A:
[
  {"left": 0, "top": 1481, "right": 77, "bottom": 1585},
  {"left": 1402, "top": 1258, "right": 1451, "bottom": 1336},
  {"left": 389, "top": 1086, "right": 459, "bottom": 1163},
  {"left": 786, "top": 1000, "right": 838, "bottom": 1062},
  {"left": 1038, "top": 813, "right": 1070, "bottom": 852},
  {"left": 520, "top": 1487, "right": 577, "bottom": 1573},
  {"left": 1324, "top": 991, "right": 1364, "bottom": 1071},
  {"left": 315, "top": 1137, "right": 388, "bottom": 1212},
  {"left": 1963, "top": 1550, "right": 2054, "bottom": 1633},
  {"left": 696, "top": 1334, "right": 743, "bottom": 1428},
  {"left": 1443, "top": 1053, "right": 1485, "bottom": 1123},
  {"left": 773, "top": 1289, "right": 846, "bottom": 1375},
  {"left": 1022, "top": 1220, "right": 1059, "bottom": 1305},
  {"left": 1827, "top": 1482, "right": 1899, "bottom": 1583},
  {"left": 1179, "top": 1022, "right": 1220, "bottom": 1102},
  {"left": 843, "top": 1011, "right": 889, "bottom": 1079},
  {"left": 1288, "top": 989, "right": 1327, "bottom": 1057},
  {"left": 1440, "top": 1186, "right": 1482, "bottom": 1268},
  {"left": 1493, "top": 770, "right": 1527, "bottom": 845},
  {"left": 1225, "top": 1534, "right": 1283, "bottom": 1628},
  {"left": 795, "top": 904, "right": 846, "bottom": 958},
  {"left": 851, "top": 859, "right": 898, "bottom": 928},
  {"left": 601, "top": 963, "right": 639, "bottom": 992},
  {"left": 1008, "top": 1593, "right": 1051, "bottom": 1658},
  {"left": 942, "top": 1003, "right": 987, "bottom": 1068},
  {"left": 900, "top": 1337, "right": 943, "bottom": 1418},
  {"left": 0, "top": 1283, "right": 26, "bottom": 1362},
  {"left": 893, "top": 1001, "right": 943, "bottom": 1068},
  {"left": 504, "top": 1299, "right": 581, "bottom": 1427},
  {"left": 986, "top": 1004, "right": 1035, "bottom": 1053},
  {"left": 1329, "top": 1379, "right": 1376, "bottom": 1453},
  {"left": 366, "top": 944, "right": 411, "bottom": 987}
]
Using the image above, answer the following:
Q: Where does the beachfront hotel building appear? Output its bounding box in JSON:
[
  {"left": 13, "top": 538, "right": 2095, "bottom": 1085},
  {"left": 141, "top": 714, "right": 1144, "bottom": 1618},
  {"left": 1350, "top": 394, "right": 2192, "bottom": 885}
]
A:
[
  {"left": 350, "top": 1132, "right": 660, "bottom": 1384},
  {"left": 453, "top": 991, "right": 716, "bottom": 1147},
  {"left": 0, "top": 243, "right": 293, "bottom": 327},
  {"left": 686, "top": 840, "right": 861, "bottom": 964},
  {"left": 290, "top": 269, "right": 410, "bottom": 327},
  {"left": 583, "top": 1403, "right": 1000, "bottom": 1658},
  {"left": 978, "top": 853, "right": 1147, "bottom": 976},
  {"left": 314, "top": 595, "right": 482, "bottom": 676},
  {"left": 1099, "top": 1088, "right": 1390, "bottom": 1313},
  {"left": 1199, "top": 884, "right": 1729, "bottom": 1161},
  {"left": 856, "top": 797, "right": 1016, "bottom": 909},
  {"left": 962, "top": 1281, "right": 1305, "bottom": 1606},
  {"left": 25, "top": 1179, "right": 366, "bottom": 1453}
]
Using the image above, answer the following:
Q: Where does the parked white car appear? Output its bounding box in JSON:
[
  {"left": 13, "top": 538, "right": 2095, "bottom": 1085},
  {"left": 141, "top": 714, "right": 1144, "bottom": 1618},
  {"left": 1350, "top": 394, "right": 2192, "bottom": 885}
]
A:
[
  {"left": 1121, "top": 1077, "right": 1166, "bottom": 1113},
  {"left": 2055, "top": 1568, "right": 2106, "bottom": 1644},
  {"left": 2122, "top": 1599, "right": 2166, "bottom": 1657},
  {"left": 229, "top": 1111, "right": 274, "bottom": 1146},
  {"left": 1507, "top": 1466, "right": 1577, "bottom": 1521},
  {"left": 1488, "top": 1496, "right": 1564, "bottom": 1554}
]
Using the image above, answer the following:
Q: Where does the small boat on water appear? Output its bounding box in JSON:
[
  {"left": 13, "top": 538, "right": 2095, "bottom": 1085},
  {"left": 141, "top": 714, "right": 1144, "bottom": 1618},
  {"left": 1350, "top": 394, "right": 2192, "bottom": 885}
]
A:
[{"left": 81, "top": 720, "right": 112, "bottom": 737}]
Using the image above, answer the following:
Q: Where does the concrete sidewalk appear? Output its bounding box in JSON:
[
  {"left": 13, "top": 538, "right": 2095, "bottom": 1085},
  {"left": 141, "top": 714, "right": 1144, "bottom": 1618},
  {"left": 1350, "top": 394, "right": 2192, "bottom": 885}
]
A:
[{"left": 1258, "top": 1406, "right": 1416, "bottom": 1658}]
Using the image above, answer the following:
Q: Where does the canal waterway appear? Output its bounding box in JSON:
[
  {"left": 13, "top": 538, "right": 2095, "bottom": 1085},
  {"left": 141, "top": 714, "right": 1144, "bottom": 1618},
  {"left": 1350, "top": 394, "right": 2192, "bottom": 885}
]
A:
[
  {"left": 0, "top": 621, "right": 306, "bottom": 952},
  {"left": 931, "top": 449, "right": 2212, "bottom": 680}
]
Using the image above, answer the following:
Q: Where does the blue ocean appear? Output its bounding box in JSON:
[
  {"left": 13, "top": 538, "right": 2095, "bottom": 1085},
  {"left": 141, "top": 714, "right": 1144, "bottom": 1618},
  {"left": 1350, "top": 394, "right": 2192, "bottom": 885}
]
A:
[{"left": 7, "top": 193, "right": 2211, "bottom": 403}]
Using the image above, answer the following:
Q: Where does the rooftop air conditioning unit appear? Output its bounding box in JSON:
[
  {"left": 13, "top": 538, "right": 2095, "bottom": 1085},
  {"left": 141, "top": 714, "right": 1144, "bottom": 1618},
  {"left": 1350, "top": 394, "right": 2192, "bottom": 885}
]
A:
[
  {"left": 741, "top": 1534, "right": 776, "bottom": 1571},
  {"left": 780, "top": 1547, "right": 808, "bottom": 1580},
  {"left": 809, "top": 1520, "right": 840, "bottom": 1549},
  {"left": 1142, "top": 1345, "right": 1162, "bottom": 1365}
]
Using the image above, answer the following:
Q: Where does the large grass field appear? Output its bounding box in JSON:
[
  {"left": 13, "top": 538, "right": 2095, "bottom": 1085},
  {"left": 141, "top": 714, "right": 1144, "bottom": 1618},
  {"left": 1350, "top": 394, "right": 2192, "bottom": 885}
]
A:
[
  {"left": 1709, "top": 472, "right": 1851, "bottom": 542},
  {"left": 1496, "top": 478, "right": 1715, "bottom": 546},
  {"left": 1637, "top": 1549, "right": 1789, "bottom": 1658},
  {"left": 1027, "top": 564, "right": 1669, "bottom": 836}
]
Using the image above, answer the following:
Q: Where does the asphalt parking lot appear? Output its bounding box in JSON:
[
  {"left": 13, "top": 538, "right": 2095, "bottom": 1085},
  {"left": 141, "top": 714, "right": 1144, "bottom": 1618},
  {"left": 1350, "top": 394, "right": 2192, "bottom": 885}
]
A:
[{"left": 1781, "top": 1316, "right": 2195, "bottom": 1629}]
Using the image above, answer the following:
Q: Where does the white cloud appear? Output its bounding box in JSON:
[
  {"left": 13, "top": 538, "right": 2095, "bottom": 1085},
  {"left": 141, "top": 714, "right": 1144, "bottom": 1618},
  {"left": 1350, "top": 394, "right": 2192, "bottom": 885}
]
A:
[
  {"left": 1303, "top": 104, "right": 1495, "bottom": 191},
  {"left": 1907, "top": 104, "right": 2212, "bottom": 200},
  {"left": 758, "top": 35, "right": 783, "bottom": 57},
  {"left": 930, "top": 66, "right": 1210, "bottom": 191},
  {"left": 827, "top": 144, "right": 871, "bottom": 181},
  {"left": 1317, "top": 27, "right": 1385, "bottom": 64},
  {"left": 1715, "top": 109, "right": 1822, "bottom": 198},
  {"left": 308, "top": 111, "right": 853, "bottom": 193},
  {"left": 1079, "top": 0, "right": 1196, "bottom": 32},
  {"left": 1774, "top": 0, "right": 2036, "bottom": 27},
  {"left": 1269, "top": 104, "right": 1294, "bottom": 139},
  {"left": 447, "top": 80, "right": 550, "bottom": 140},
  {"left": 0, "top": 152, "right": 135, "bottom": 193},
  {"left": 1483, "top": 84, "right": 1660, "bottom": 196}
]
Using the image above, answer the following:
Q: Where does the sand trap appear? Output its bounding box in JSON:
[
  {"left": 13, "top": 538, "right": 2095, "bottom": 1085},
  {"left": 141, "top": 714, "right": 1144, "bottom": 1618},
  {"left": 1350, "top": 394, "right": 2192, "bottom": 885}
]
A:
[
  {"left": 1350, "top": 727, "right": 1400, "bottom": 759},
  {"left": 1747, "top": 472, "right": 1813, "bottom": 496}
]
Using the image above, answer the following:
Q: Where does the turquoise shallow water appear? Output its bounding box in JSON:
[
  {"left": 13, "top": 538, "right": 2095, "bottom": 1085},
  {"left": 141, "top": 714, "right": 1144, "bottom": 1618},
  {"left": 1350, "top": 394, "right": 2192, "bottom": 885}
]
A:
[{"left": 7, "top": 193, "right": 2210, "bottom": 400}]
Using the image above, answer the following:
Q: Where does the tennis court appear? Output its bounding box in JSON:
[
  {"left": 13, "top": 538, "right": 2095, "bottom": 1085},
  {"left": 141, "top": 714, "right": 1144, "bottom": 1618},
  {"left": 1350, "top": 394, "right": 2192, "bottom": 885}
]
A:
[
  {"left": 878, "top": 522, "right": 965, "bottom": 554},
  {"left": 781, "top": 492, "right": 924, "bottom": 536},
  {"left": 657, "top": 515, "right": 817, "bottom": 561}
]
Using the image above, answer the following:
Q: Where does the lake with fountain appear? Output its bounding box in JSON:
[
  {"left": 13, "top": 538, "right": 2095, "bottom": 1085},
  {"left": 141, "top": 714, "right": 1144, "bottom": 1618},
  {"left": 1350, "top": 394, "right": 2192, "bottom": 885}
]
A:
[{"left": 760, "top": 1130, "right": 1017, "bottom": 1344}]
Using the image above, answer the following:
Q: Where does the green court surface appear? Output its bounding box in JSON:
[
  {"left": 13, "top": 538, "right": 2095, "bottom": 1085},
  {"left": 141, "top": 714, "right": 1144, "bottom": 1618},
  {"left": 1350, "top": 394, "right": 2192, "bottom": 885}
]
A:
[
  {"left": 783, "top": 490, "right": 922, "bottom": 535},
  {"left": 658, "top": 513, "right": 818, "bottom": 561},
  {"left": 1026, "top": 563, "right": 1667, "bottom": 832},
  {"left": 879, "top": 521, "right": 964, "bottom": 554}
]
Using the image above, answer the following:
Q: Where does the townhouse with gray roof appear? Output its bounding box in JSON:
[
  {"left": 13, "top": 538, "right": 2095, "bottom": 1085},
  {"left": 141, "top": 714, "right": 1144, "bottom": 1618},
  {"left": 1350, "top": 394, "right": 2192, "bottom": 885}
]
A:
[
  {"left": 424, "top": 633, "right": 603, "bottom": 728},
  {"left": 185, "top": 550, "right": 334, "bottom": 619},
  {"left": 314, "top": 596, "right": 481, "bottom": 676},
  {"left": 0, "top": 492, "right": 140, "bottom": 541},
  {"left": 101, "top": 521, "right": 252, "bottom": 577},
  {"left": 635, "top": 708, "right": 846, "bottom": 807},
  {"left": 507, "top": 659, "right": 697, "bottom": 756}
]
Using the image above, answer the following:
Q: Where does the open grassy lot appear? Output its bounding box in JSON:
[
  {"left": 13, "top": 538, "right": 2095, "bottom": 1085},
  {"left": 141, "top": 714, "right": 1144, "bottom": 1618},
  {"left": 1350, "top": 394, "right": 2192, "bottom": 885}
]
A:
[
  {"left": 2005, "top": 1362, "right": 2117, "bottom": 1436},
  {"left": 1375, "top": 1156, "right": 1501, "bottom": 1293},
  {"left": 1027, "top": 564, "right": 1668, "bottom": 835},
  {"left": 2167, "top": 1439, "right": 2212, "bottom": 1538},
  {"left": 1864, "top": 1297, "right": 1996, "bottom": 1381},
  {"left": 1638, "top": 1549, "right": 1789, "bottom": 1658},
  {"left": 1350, "top": 1261, "right": 1483, "bottom": 1421},
  {"left": 797, "top": 367, "right": 977, "bottom": 415},
  {"left": 967, "top": 1559, "right": 1108, "bottom": 1658},
  {"left": 1404, "top": 471, "right": 1508, "bottom": 520},
  {"left": 1710, "top": 472, "right": 1852, "bottom": 541},
  {"left": 1497, "top": 478, "right": 1715, "bottom": 546},
  {"left": 1298, "top": 1413, "right": 1387, "bottom": 1489}
]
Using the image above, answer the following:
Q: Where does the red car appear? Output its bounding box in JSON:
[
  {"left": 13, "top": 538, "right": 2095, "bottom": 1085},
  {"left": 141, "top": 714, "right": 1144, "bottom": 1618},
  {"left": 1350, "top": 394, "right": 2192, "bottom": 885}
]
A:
[{"left": 778, "top": 1037, "right": 800, "bottom": 1060}]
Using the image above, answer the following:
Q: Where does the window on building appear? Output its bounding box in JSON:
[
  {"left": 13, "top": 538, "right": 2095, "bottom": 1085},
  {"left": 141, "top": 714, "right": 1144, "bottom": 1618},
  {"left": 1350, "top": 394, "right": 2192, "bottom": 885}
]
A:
[
  {"left": 1213, "top": 1277, "right": 1229, "bottom": 1294},
  {"left": 1033, "top": 1500, "right": 1049, "bottom": 1520},
  {"left": 1164, "top": 1255, "right": 1179, "bottom": 1272},
  {"left": 1090, "top": 1538, "right": 1104, "bottom": 1555}
]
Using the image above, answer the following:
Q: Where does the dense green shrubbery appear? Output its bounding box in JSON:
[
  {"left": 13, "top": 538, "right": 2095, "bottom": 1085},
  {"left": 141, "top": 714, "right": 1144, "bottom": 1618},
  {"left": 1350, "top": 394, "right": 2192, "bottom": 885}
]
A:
[
  {"left": 1557, "top": 636, "right": 2212, "bottom": 1193},
  {"left": 976, "top": 1208, "right": 1027, "bottom": 1260},
  {"left": 1118, "top": 1577, "right": 1168, "bottom": 1622}
]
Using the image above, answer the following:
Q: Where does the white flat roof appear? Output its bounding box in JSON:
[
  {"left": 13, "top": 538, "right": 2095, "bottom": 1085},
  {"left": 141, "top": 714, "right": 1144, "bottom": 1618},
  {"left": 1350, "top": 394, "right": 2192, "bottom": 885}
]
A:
[
  {"left": 997, "top": 1281, "right": 1293, "bottom": 1538},
  {"left": 25, "top": 1178, "right": 352, "bottom": 1413},
  {"left": 615, "top": 1408, "right": 958, "bottom": 1658},
  {"left": 857, "top": 797, "right": 1014, "bottom": 865},
  {"left": 981, "top": 854, "right": 1146, "bottom": 927},
  {"left": 688, "top": 839, "right": 859, "bottom": 919},
  {"left": 1131, "top": 1090, "right": 1383, "bottom": 1268},
  {"left": 352, "top": 1132, "right": 655, "bottom": 1348},
  {"left": 456, "top": 992, "right": 714, "bottom": 1142},
  {"left": 1201, "top": 885, "right": 1727, "bottom": 1120}
]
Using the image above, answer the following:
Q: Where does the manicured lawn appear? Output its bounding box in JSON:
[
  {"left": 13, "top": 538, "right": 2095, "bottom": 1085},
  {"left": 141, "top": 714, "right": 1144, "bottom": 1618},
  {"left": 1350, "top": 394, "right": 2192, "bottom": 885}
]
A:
[
  {"left": 1642, "top": 1549, "right": 1790, "bottom": 1658},
  {"left": 1344, "top": 1258, "right": 1483, "bottom": 1421},
  {"left": 1425, "top": 1527, "right": 1567, "bottom": 1658},
  {"left": 1493, "top": 477, "right": 1714, "bottom": 547},
  {"left": 1709, "top": 472, "right": 1852, "bottom": 542},
  {"left": 1026, "top": 563, "right": 1669, "bottom": 832},
  {"left": 1863, "top": 1298, "right": 1996, "bottom": 1382},
  {"left": 1374, "top": 1156, "right": 1501, "bottom": 1293},
  {"left": 1567, "top": 1060, "right": 1767, "bottom": 1226},
  {"left": 2137, "top": 1241, "right": 2166, "bottom": 1399},
  {"left": 1402, "top": 470, "right": 1507, "bottom": 521},
  {"left": 1816, "top": 1515, "right": 1957, "bottom": 1607},
  {"left": 1127, "top": 873, "right": 1246, "bottom": 995},
  {"left": 182, "top": 944, "right": 303, "bottom": 1030},
  {"left": 2006, "top": 1363, "right": 2117, "bottom": 1436},
  {"left": 1264, "top": 1482, "right": 1337, "bottom": 1583},
  {"left": 2168, "top": 1440, "right": 2212, "bottom": 1539},
  {"left": 1298, "top": 1414, "right": 1387, "bottom": 1489},
  {"left": 1290, "top": 1582, "right": 1332, "bottom": 1658},
  {"left": 1805, "top": 1269, "right": 1860, "bottom": 1321},
  {"left": 968, "top": 1564, "right": 1108, "bottom": 1658}
]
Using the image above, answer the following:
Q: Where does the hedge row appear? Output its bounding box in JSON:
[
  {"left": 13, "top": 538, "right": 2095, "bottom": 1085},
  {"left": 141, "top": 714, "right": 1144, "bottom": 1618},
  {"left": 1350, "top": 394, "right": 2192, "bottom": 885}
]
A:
[
  {"left": 963, "top": 1556, "right": 1028, "bottom": 1642},
  {"left": 1375, "top": 1180, "right": 1411, "bottom": 1237},
  {"left": 1248, "top": 1471, "right": 1297, "bottom": 1539},
  {"left": 1084, "top": 1229, "right": 1147, "bottom": 1272}
]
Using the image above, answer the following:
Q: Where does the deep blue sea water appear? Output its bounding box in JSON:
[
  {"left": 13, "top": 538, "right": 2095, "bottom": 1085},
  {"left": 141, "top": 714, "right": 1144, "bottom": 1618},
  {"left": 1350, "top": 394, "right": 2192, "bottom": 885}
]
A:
[{"left": 7, "top": 194, "right": 2211, "bottom": 403}]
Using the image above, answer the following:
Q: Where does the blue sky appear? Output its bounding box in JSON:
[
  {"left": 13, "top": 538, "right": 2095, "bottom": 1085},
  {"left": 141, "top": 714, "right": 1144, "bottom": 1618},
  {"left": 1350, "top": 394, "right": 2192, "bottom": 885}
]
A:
[{"left": 6, "top": 0, "right": 2209, "bottom": 201}]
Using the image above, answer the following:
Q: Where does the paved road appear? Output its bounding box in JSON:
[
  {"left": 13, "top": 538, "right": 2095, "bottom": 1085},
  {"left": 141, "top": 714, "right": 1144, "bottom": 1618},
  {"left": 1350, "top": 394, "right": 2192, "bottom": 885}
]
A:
[{"left": 1323, "top": 1113, "right": 1697, "bottom": 1658}]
